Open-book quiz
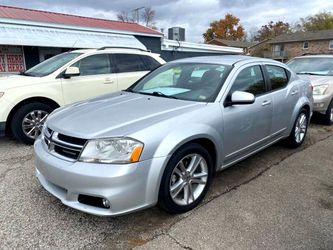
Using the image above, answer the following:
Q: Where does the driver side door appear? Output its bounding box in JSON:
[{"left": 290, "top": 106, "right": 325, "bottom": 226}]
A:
[{"left": 222, "top": 64, "right": 273, "bottom": 166}]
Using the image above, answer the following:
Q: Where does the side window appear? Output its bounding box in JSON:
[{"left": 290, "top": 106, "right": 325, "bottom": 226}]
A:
[
  {"left": 230, "top": 65, "right": 266, "bottom": 96},
  {"left": 114, "top": 54, "right": 146, "bottom": 73},
  {"left": 266, "top": 65, "right": 288, "bottom": 90},
  {"left": 140, "top": 55, "right": 161, "bottom": 70},
  {"left": 73, "top": 54, "right": 111, "bottom": 76}
]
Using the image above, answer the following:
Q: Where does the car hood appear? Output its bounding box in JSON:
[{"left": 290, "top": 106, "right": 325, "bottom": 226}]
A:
[
  {"left": 47, "top": 92, "right": 205, "bottom": 139},
  {"left": 0, "top": 75, "right": 47, "bottom": 90},
  {"left": 298, "top": 75, "right": 333, "bottom": 86}
]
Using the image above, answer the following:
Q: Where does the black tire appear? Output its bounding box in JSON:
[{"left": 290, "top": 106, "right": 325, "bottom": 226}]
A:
[
  {"left": 285, "top": 108, "right": 309, "bottom": 148},
  {"left": 158, "top": 143, "right": 213, "bottom": 214},
  {"left": 11, "top": 102, "right": 54, "bottom": 144},
  {"left": 323, "top": 99, "right": 333, "bottom": 125}
]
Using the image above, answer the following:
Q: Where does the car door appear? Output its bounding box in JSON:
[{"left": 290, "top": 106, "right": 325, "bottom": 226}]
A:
[
  {"left": 222, "top": 64, "right": 273, "bottom": 165},
  {"left": 263, "top": 64, "right": 299, "bottom": 137},
  {"left": 61, "top": 53, "right": 117, "bottom": 104},
  {"left": 112, "top": 53, "right": 152, "bottom": 90}
]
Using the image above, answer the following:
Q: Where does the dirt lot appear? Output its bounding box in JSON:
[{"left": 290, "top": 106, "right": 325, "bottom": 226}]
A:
[{"left": 0, "top": 122, "right": 332, "bottom": 249}]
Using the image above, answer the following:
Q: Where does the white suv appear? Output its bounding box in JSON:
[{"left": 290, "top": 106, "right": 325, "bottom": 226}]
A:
[{"left": 0, "top": 47, "right": 165, "bottom": 144}]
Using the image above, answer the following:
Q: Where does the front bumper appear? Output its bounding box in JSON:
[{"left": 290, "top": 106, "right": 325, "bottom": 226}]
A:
[
  {"left": 34, "top": 138, "right": 169, "bottom": 216},
  {"left": 313, "top": 94, "right": 332, "bottom": 113}
]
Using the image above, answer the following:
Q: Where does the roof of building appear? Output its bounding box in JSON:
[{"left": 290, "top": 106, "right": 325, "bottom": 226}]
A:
[
  {"left": 0, "top": 5, "right": 161, "bottom": 36},
  {"left": 207, "top": 38, "right": 257, "bottom": 48},
  {"left": 269, "top": 29, "right": 333, "bottom": 44}
]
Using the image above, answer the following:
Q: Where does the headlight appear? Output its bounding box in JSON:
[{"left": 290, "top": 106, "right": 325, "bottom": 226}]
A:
[
  {"left": 79, "top": 138, "right": 143, "bottom": 164},
  {"left": 313, "top": 84, "right": 328, "bottom": 95},
  {"left": 0, "top": 92, "right": 4, "bottom": 98}
]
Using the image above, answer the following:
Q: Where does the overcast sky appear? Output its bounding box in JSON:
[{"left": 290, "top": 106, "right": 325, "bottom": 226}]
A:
[{"left": 1, "top": 0, "right": 333, "bottom": 42}]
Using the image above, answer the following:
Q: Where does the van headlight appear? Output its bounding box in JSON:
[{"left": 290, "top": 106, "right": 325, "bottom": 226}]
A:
[
  {"left": 313, "top": 84, "right": 328, "bottom": 95},
  {"left": 79, "top": 138, "right": 143, "bottom": 164}
]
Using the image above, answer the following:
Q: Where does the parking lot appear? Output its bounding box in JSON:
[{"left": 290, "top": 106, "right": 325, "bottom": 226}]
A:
[{"left": 1, "top": 122, "right": 333, "bottom": 249}]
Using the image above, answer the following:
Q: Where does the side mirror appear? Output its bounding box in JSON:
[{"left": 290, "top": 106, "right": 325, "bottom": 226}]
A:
[
  {"left": 64, "top": 67, "right": 80, "bottom": 78},
  {"left": 226, "top": 91, "right": 255, "bottom": 106}
]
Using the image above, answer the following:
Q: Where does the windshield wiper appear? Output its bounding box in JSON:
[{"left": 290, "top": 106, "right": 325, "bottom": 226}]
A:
[
  {"left": 19, "top": 71, "right": 35, "bottom": 77},
  {"left": 134, "top": 91, "right": 178, "bottom": 99},
  {"left": 297, "top": 72, "right": 326, "bottom": 76}
]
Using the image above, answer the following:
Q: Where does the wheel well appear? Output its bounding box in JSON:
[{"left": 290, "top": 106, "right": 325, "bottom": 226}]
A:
[
  {"left": 177, "top": 138, "right": 218, "bottom": 173},
  {"left": 5, "top": 97, "right": 60, "bottom": 134},
  {"left": 301, "top": 104, "right": 310, "bottom": 117}
]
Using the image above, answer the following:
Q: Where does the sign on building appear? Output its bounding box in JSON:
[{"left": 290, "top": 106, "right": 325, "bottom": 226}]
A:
[{"left": 0, "top": 46, "right": 25, "bottom": 74}]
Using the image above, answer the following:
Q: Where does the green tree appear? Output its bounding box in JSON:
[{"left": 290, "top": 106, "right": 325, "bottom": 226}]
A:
[
  {"left": 203, "top": 14, "right": 245, "bottom": 42},
  {"left": 254, "top": 21, "right": 291, "bottom": 41},
  {"left": 301, "top": 11, "right": 333, "bottom": 31}
]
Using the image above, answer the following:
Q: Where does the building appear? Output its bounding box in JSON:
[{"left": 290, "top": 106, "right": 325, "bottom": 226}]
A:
[
  {"left": 0, "top": 5, "right": 242, "bottom": 75},
  {"left": 206, "top": 38, "right": 257, "bottom": 54},
  {"left": 267, "top": 29, "right": 333, "bottom": 61},
  {"left": 168, "top": 27, "right": 185, "bottom": 41}
]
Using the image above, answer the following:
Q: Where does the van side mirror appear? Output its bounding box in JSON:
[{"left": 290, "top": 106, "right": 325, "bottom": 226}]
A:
[
  {"left": 225, "top": 91, "right": 255, "bottom": 106},
  {"left": 64, "top": 67, "right": 80, "bottom": 78}
]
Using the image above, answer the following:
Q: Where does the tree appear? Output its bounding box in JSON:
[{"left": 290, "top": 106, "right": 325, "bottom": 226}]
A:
[
  {"left": 203, "top": 14, "right": 245, "bottom": 42},
  {"left": 142, "top": 7, "right": 155, "bottom": 28},
  {"left": 301, "top": 11, "right": 333, "bottom": 31},
  {"left": 117, "top": 11, "right": 134, "bottom": 22},
  {"left": 254, "top": 21, "right": 291, "bottom": 41}
]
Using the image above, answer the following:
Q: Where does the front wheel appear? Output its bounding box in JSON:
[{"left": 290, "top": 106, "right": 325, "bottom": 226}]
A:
[
  {"left": 285, "top": 108, "right": 309, "bottom": 148},
  {"left": 11, "top": 102, "right": 54, "bottom": 144},
  {"left": 158, "top": 143, "right": 213, "bottom": 214}
]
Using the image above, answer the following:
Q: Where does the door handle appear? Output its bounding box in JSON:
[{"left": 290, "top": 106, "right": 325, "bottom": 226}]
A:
[
  {"left": 291, "top": 90, "right": 298, "bottom": 96},
  {"left": 262, "top": 100, "right": 271, "bottom": 106},
  {"left": 104, "top": 78, "right": 114, "bottom": 84}
]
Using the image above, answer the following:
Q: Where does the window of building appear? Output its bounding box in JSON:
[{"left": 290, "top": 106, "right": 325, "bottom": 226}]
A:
[
  {"left": 230, "top": 65, "right": 266, "bottom": 96},
  {"left": 266, "top": 65, "right": 289, "bottom": 90},
  {"left": 303, "top": 41, "right": 309, "bottom": 49},
  {"left": 329, "top": 40, "right": 333, "bottom": 50}
]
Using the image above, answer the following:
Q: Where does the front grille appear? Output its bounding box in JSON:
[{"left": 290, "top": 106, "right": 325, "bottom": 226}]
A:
[{"left": 44, "top": 127, "right": 87, "bottom": 161}]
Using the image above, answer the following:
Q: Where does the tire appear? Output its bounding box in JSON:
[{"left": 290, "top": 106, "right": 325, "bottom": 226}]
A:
[
  {"left": 285, "top": 108, "right": 309, "bottom": 148},
  {"left": 323, "top": 99, "right": 333, "bottom": 125},
  {"left": 11, "top": 102, "right": 54, "bottom": 144},
  {"left": 158, "top": 143, "right": 213, "bottom": 214}
]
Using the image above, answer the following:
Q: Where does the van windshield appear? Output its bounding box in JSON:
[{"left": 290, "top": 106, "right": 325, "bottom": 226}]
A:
[{"left": 24, "top": 52, "right": 82, "bottom": 77}]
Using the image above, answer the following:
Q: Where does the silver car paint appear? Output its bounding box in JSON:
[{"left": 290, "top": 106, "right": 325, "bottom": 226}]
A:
[{"left": 34, "top": 55, "right": 313, "bottom": 216}]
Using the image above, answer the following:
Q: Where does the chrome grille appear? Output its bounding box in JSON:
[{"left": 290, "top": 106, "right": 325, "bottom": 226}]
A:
[{"left": 43, "top": 128, "right": 87, "bottom": 161}]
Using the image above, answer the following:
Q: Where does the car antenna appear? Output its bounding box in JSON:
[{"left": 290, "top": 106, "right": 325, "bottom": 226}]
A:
[{"left": 68, "top": 40, "right": 79, "bottom": 52}]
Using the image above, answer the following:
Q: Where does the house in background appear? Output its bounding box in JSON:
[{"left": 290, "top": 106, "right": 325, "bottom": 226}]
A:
[
  {"left": 0, "top": 5, "right": 242, "bottom": 75},
  {"left": 206, "top": 38, "right": 257, "bottom": 54},
  {"left": 266, "top": 29, "right": 333, "bottom": 62}
]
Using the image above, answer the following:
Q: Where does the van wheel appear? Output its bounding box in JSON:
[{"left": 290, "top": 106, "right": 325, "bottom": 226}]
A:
[
  {"left": 158, "top": 143, "right": 213, "bottom": 214},
  {"left": 11, "top": 102, "right": 53, "bottom": 144},
  {"left": 285, "top": 108, "right": 309, "bottom": 148},
  {"left": 323, "top": 99, "right": 333, "bottom": 125}
]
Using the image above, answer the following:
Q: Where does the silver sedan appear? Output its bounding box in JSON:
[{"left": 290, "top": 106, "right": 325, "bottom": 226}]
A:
[{"left": 34, "top": 55, "right": 313, "bottom": 216}]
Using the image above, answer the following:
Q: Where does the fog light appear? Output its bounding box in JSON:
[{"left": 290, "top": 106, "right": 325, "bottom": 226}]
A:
[{"left": 102, "top": 198, "right": 110, "bottom": 208}]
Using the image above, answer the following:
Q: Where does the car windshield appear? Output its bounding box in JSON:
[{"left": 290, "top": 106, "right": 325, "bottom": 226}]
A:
[
  {"left": 287, "top": 57, "right": 333, "bottom": 76},
  {"left": 129, "top": 62, "right": 231, "bottom": 102},
  {"left": 24, "top": 52, "right": 82, "bottom": 77}
]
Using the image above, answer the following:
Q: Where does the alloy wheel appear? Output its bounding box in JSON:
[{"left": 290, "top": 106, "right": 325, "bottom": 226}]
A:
[
  {"left": 294, "top": 113, "right": 307, "bottom": 144},
  {"left": 22, "top": 110, "right": 49, "bottom": 140},
  {"left": 169, "top": 153, "right": 208, "bottom": 206}
]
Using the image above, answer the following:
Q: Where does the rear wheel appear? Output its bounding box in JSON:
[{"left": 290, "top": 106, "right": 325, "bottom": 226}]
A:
[
  {"left": 323, "top": 99, "right": 333, "bottom": 125},
  {"left": 158, "top": 143, "right": 213, "bottom": 214},
  {"left": 285, "top": 108, "right": 309, "bottom": 148},
  {"left": 11, "top": 102, "right": 54, "bottom": 144}
]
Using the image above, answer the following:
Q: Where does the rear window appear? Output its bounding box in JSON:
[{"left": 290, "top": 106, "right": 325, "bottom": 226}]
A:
[
  {"left": 114, "top": 54, "right": 146, "bottom": 73},
  {"left": 266, "top": 65, "right": 288, "bottom": 90}
]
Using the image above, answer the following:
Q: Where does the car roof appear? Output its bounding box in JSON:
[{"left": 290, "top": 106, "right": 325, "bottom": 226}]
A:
[
  {"left": 169, "top": 55, "right": 281, "bottom": 66},
  {"left": 70, "top": 48, "right": 151, "bottom": 54}
]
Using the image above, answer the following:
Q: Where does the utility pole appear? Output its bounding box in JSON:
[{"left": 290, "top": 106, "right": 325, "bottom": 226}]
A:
[{"left": 132, "top": 7, "right": 144, "bottom": 23}]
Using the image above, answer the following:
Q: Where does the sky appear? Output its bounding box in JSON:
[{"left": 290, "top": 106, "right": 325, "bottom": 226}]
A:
[{"left": 1, "top": 0, "right": 333, "bottom": 42}]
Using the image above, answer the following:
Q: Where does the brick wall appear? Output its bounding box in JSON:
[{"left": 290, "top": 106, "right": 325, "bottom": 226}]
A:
[{"left": 276, "top": 40, "right": 333, "bottom": 59}]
